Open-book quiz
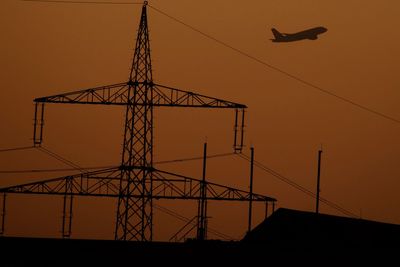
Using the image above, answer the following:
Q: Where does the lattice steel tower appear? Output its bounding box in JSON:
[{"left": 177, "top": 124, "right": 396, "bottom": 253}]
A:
[
  {"left": 0, "top": 2, "right": 278, "bottom": 242},
  {"left": 116, "top": 2, "right": 154, "bottom": 241}
]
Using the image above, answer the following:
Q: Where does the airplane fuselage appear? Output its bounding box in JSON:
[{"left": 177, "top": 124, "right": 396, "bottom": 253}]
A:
[{"left": 271, "top": 26, "right": 327, "bottom": 42}]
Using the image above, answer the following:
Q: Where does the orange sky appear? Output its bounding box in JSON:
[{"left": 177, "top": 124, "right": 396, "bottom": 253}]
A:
[{"left": 1, "top": 0, "right": 400, "bottom": 240}]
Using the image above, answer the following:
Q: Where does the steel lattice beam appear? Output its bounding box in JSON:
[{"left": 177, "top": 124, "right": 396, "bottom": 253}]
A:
[
  {"left": 0, "top": 167, "right": 276, "bottom": 203},
  {"left": 34, "top": 82, "right": 246, "bottom": 109}
]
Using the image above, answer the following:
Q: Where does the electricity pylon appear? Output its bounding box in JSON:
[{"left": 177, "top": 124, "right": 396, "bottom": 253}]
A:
[{"left": 0, "top": 2, "right": 276, "bottom": 241}]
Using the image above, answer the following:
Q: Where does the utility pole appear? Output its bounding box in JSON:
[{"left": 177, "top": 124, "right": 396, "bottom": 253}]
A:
[
  {"left": 248, "top": 147, "right": 254, "bottom": 233},
  {"left": 197, "top": 142, "right": 208, "bottom": 240},
  {"left": 0, "top": 193, "right": 6, "bottom": 236},
  {"left": 316, "top": 149, "right": 323, "bottom": 214}
]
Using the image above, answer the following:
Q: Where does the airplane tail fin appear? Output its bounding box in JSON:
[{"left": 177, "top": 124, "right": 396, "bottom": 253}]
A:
[{"left": 271, "top": 28, "right": 284, "bottom": 40}]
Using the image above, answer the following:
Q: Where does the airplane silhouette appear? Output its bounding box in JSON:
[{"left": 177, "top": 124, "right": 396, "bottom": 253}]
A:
[{"left": 271, "top": 27, "right": 327, "bottom": 42}]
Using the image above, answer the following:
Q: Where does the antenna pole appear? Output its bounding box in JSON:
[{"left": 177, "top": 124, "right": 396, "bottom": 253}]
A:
[
  {"left": 316, "top": 149, "right": 323, "bottom": 214},
  {"left": 248, "top": 146, "right": 254, "bottom": 233},
  {"left": 197, "top": 142, "right": 207, "bottom": 240}
]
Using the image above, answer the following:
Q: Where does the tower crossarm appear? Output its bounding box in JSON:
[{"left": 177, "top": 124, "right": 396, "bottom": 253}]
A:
[
  {"left": 153, "top": 169, "right": 276, "bottom": 202},
  {"left": 34, "top": 82, "right": 246, "bottom": 109},
  {"left": 0, "top": 168, "right": 276, "bottom": 203},
  {"left": 0, "top": 167, "right": 122, "bottom": 197},
  {"left": 34, "top": 83, "right": 130, "bottom": 105},
  {"left": 152, "top": 83, "right": 246, "bottom": 108},
  {"left": 33, "top": 82, "right": 247, "bottom": 151}
]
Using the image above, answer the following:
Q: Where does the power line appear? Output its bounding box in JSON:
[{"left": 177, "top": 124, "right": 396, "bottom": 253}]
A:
[
  {"left": 0, "top": 145, "right": 87, "bottom": 173},
  {"left": 236, "top": 152, "right": 357, "bottom": 218},
  {"left": 238, "top": 152, "right": 357, "bottom": 217},
  {"left": 22, "top": 0, "right": 142, "bottom": 4},
  {"left": 148, "top": 4, "right": 400, "bottom": 125},
  {"left": 36, "top": 146, "right": 86, "bottom": 173},
  {"left": 0, "top": 146, "right": 34, "bottom": 153},
  {"left": 0, "top": 152, "right": 234, "bottom": 174},
  {"left": 155, "top": 152, "right": 235, "bottom": 165},
  {"left": 0, "top": 166, "right": 114, "bottom": 174},
  {"left": 237, "top": 153, "right": 314, "bottom": 195}
]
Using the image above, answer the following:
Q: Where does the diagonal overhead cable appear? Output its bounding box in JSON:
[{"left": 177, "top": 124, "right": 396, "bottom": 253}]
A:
[
  {"left": 36, "top": 146, "right": 86, "bottom": 173},
  {"left": 148, "top": 4, "right": 400, "bottom": 125},
  {"left": 0, "top": 151, "right": 234, "bottom": 174},
  {"left": 236, "top": 152, "right": 358, "bottom": 218},
  {"left": 0, "top": 146, "right": 34, "bottom": 153},
  {"left": 22, "top": 0, "right": 142, "bottom": 4}
]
